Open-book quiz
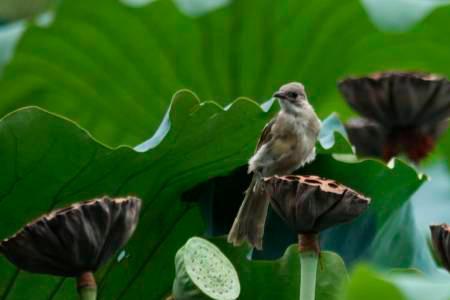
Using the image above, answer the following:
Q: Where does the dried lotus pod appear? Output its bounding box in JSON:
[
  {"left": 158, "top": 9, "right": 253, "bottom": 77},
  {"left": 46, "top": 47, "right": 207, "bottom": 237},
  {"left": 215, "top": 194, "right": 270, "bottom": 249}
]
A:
[
  {"left": 430, "top": 224, "right": 450, "bottom": 271},
  {"left": 339, "top": 71, "right": 450, "bottom": 162},
  {"left": 0, "top": 196, "right": 142, "bottom": 300},
  {"left": 264, "top": 175, "right": 369, "bottom": 300},
  {"left": 345, "top": 117, "right": 386, "bottom": 158},
  {"left": 0, "top": 196, "right": 141, "bottom": 276},
  {"left": 172, "top": 237, "right": 240, "bottom": 300},
  {"left": 339, "top": 72, "right": 450, "bottom": 127},
  {"left": 264, "top": 175, "right": 370, "bottom": 235}
]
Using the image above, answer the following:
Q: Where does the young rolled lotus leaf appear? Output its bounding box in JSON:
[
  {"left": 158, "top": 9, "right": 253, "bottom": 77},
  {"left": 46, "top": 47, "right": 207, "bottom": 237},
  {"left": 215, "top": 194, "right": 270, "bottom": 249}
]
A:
[
  {"left": 171, "top": 237, "right": 240, "bottom": 300},
  {"left": 0, "top": 196, "right": 142, "bottom": 300},
  {"left": 339, "top": 71, "right": 450, "bottom": 162},
  {"left": 263, "top": 175, "right": 370, "bottom": 300},
  {"left": 430, "top": 224, "right": 450, "bottom": 271}
]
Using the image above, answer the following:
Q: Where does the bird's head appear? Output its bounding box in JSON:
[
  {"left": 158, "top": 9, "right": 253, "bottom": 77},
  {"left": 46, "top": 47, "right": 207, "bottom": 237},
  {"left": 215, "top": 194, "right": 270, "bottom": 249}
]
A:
[{"left": 273, "top": 82, "right": 308, "bottom": 114}]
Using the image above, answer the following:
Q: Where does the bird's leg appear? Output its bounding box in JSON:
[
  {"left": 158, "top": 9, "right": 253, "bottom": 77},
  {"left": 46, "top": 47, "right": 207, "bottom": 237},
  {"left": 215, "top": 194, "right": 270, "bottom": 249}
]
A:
[
  {"left": 253, "top": 169, "right": 265, "bottom": 192},
  {"left": 254, "top": 169, "right": 263, "bottom": 181}
]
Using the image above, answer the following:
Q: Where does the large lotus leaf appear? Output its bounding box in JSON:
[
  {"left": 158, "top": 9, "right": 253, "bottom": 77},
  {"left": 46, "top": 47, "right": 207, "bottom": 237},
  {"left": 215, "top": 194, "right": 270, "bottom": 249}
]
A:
[
  {"left": 317, "top": 113, "right": 352, "bottom": 154},
  {"left": 0, "top": 91, "right": 275, "bottom": 299},
  {"left": 359, "top": 161, "right": 450, "bottom": 274},
  {"left": 2, "top": 0, "right": 450, "bottom": 147},
  {"left": 412, "top": 162, "right": 450, "bottom": 235},
  {"left": 311, "top": 155, "right": 430, "bottom": 266},
  {"left": 438, "top": 132, "right": 450, "bottom": 168},
  {"left": 0, "top": 21, "right": 25, "bottom": 72},
  {"left": 0, "top": 90, "right": 425, "bottom": 299},
  {"left": 341, "top": 265, "right": 450, "bottom": 300},
  {"left": 210, "top": 237, "right": 347, "bottom": 300},
  {"left": 361, "top": 0, "right": 450, "bottom": 32}
]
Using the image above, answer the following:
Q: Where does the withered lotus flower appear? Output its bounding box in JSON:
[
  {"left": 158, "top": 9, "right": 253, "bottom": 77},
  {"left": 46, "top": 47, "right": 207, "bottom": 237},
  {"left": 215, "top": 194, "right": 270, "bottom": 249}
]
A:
[
  {"left": 0, "top": 196, "right": 142, "bottom": 299},
  {"left": 430, "top": 224, "right": 450, "bottom": 271},
  {"left": 339, "top": 71, "right": 450, "bottom": 162}
]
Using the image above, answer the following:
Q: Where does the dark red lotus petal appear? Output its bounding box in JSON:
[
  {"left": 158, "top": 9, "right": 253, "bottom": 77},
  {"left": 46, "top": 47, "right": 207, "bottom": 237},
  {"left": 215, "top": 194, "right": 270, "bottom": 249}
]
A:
[
  {"left": 339, "top": 71, "right": 450, "bottom": 128},
  {"left": 0, "top": 196, "right": 141, "bottom": 277},
  {"left": 264, "top": 175, "right": 370, "bottom": 234},
  {"left": 430, "top": 224, "right": 450, "bottom": 272}
]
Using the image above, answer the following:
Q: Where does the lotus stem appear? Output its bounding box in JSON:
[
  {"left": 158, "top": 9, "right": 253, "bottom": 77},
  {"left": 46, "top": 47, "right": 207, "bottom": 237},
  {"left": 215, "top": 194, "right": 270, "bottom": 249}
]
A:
[
  {"left": 298, "top": 234, "right": 319, "bottom": 300},
  {"left": 77, "top": 272, "right": 97, "bottom": 300}
]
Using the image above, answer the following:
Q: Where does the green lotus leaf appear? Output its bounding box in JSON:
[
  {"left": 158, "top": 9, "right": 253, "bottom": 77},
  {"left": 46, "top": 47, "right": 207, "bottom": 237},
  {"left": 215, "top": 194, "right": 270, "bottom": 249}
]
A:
[
  {"left": 2, "top": 0, "right": 450, "bottom": 154},
  {"left": 0, "top": 90, "right": 425, "bottom": 299}
]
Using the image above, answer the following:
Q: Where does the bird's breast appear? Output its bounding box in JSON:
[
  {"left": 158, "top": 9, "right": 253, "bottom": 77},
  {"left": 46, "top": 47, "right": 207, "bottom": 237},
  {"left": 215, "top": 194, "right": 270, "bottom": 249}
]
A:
[
  {"left": 271, "top": 134, "right": 297, "bottom": 155},
  {"left": 273, "top": 114, "right": 317, "bottom": 159}
]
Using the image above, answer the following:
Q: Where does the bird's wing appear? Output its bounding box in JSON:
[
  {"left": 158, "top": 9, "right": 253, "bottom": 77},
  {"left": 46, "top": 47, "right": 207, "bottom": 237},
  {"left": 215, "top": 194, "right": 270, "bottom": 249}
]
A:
[{"left": 254, "top": 118, "right": 276, "bottom": 153}]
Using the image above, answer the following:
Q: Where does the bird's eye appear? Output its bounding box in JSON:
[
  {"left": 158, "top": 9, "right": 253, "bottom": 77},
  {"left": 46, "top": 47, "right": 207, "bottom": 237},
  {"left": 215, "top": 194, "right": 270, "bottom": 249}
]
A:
[{"left": 288, "top": 92, "right": 298, "bottom": 98}]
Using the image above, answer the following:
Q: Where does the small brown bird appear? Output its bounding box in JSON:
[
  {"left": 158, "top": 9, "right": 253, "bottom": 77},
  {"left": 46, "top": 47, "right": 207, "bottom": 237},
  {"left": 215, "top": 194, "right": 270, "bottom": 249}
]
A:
[{"left": 227, "top": 82, "right": 321, "bottom": 249}]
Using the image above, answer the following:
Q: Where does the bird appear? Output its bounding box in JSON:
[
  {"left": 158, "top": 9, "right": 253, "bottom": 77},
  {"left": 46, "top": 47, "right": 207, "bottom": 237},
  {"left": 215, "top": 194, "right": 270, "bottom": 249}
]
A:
[{"left": 227, "top": 82, "right": 321, "bottom": 250}]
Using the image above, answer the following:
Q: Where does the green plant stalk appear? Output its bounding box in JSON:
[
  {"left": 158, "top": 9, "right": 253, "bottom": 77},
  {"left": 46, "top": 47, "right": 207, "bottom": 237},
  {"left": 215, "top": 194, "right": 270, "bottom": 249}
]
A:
[
  {"left": 78, "top": 287, "right": 97, "bottom": 300},
  {"left": 298, "top": 233, "right": 319, "bottom": 300},
  {"left": 299, "top": 251, "right": 318, "bottom": 300},
  {"left": 77, "top": 272, "right": 97, "bottom": 300}
]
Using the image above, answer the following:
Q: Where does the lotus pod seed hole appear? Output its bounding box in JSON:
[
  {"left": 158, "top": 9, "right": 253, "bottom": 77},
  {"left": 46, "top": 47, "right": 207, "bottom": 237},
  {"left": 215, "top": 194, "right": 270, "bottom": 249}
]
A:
[
  {"left": 327, "top": 182, "right": 339, "bottom": 188},
  {"left": 175, "top": 237, "right": 240, "bottom": 300},
  {"left": 304, "top": 179, "right": 322, "bottom": 185}
]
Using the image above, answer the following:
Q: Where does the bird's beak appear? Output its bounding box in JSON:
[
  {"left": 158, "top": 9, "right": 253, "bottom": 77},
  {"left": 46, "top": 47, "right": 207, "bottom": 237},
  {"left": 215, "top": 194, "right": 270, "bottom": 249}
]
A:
[{"left": 273, "top": 91, "right": 287, "bottom": 100}]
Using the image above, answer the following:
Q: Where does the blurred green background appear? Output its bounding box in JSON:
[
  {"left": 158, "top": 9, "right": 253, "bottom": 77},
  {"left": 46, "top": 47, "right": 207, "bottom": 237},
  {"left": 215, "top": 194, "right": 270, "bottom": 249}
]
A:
[{"left": 1, "top": 0, "right": 450, "bottom": 299}]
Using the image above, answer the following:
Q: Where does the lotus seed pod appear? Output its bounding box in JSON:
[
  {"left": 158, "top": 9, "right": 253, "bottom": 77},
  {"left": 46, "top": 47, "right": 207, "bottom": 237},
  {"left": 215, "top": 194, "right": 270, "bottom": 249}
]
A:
[
  {"left": 0, "top": 196, "right": 142, "bottom": 277},
  {"left": 172, "top": 237, "right": 240, "bottom": 300},
  {"left": 339, "top": 71, "right": 450, "bottom": 162},
  {"left": 344, "top": 117, "right": 386, "bottom": 158},
  {"left": 430, "top": 224, "right": 450, "bottom": 271},
  {"left": 264, "top": 175, "right": 370, "bottom": 234}
]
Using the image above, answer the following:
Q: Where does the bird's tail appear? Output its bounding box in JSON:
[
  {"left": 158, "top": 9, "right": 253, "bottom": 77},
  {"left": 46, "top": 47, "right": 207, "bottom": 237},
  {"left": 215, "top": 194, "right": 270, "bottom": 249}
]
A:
[{"left": 227, "top": 175, "right": 270, "bottom": 250}]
